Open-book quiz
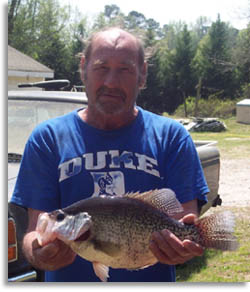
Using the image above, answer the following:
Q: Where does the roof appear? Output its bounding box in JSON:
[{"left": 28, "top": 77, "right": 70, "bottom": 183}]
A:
[
  {"left": 8, "top": 45, "right": 54, "bottom": 76},
  {"left": 237, "top": 99, "right": 250, "bottom": 107}
]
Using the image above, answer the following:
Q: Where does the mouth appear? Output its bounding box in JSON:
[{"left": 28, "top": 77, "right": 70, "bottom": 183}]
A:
[
  {"left": 99, "top": 93, "right": 125, "bottom": 102},
  {"left": 74, "top": 229, "right": 91, "bottom": 242},
  {"left": 97, "top": 87, "right": 126, "bottom": 102}
]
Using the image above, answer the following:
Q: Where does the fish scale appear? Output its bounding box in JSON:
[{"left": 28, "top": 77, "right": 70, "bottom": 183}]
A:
[{"left": 74, "top": 197, "right": 161, "bottom": 268}]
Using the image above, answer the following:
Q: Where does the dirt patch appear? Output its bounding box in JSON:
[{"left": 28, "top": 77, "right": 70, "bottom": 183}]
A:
[
  {"left": 219, "top": 158, "right": 250, "bottom": 207},
  {"left": 225, "top": 137, "right": 250, "bottom": 141}
]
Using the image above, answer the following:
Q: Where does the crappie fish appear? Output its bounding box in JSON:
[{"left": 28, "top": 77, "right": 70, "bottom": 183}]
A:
[{"left": 36, "top": 189, "right": 238, "bottom": 281}]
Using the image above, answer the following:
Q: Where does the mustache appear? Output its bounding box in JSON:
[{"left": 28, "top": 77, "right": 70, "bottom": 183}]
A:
[{"left": 96, "top": 86, "right": 126, "bottom": 100}]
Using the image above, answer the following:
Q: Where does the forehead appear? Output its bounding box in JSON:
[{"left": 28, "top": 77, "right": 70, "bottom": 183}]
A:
[{"left": 90, "top": 30, "right": 139, "bottom": 63}]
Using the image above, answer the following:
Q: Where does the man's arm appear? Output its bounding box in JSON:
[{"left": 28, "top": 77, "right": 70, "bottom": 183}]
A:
[
  {"left": 22, "top": 208, "right": 76, "bottom": 271},
  {"left": 149, "top": 199, "right": 204, "bottom": 265}
]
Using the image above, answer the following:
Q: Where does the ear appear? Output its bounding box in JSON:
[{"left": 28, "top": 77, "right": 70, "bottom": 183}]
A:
[
  {"left": 80, "top": 56, "right": 86, "bottom": 83},
  {"left": 139, "top": 61, "right": 148, "bottom": 89}
]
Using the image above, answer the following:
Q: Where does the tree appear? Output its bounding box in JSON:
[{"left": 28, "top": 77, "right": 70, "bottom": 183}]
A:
[
  {"left": 92, "top": 5, "right": 125, "bottom": 30},
  {"left": 161, "top": 22, "right": 185, "bottom": 51},
  {"left": 67, "top": 17, "right": 88, "bottom": 86},
  {"left": 104, "top": 4, "right": 120, "bottom": 19},
  {"left": 193, "top": 15, "right": 237, "bottom": 99},
  {"left": 125, "top": 11, "right": 147, "bottom": 30},
  {"left": 8, "top": 0, "right": 22, "bottom": 37},
  {"left": 150, "top": 37, "right": 179, "bottom": 114},
  {"left": 8, "top": 0, "right": 75, "bottom": 81},
  {"left": 137, "top": 53, "right": 164, "bottom": 114},
  {"left": 173, "top": 25, "right": 195, "bottom": 116},
  {"left": 191, "top": 16, "right": 211, "bottom": 45},
  {"left": 144, "top": 18, "right": 160, "bottom": 48},
  {"left": 146, "top": 22, "right": 193, "bottom": 114},
  {"left": 9, "top": 1, "right": 248, "bottom": 106},
  {"left": 233, "top": 24, "right": 250, "bottom": 84},
  {"left": 8, "top": 0, "right": 41, "bottom": 51}
]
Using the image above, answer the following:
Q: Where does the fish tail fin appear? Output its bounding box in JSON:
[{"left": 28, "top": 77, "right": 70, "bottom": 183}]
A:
[{"left": 196, "top": 211, "right": 239, "bottom": 251}]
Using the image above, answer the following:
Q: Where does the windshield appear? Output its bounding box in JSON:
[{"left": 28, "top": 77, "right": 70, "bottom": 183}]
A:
[{"left": 8, "top": 99, "right": 85, "bottom": 155}]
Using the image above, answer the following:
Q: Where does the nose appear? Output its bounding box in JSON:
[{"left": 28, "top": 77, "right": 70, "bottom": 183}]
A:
[{"left": 103, "top": 69, "right": 120, "bottom": 88}]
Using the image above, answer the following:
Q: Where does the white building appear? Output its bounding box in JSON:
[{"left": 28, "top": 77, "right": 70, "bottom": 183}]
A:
[
  {"left": 8, "top": 45, "right": 54, "bottom": 91},
  {"left": 236, "top": 99, "right": 250, "bottom": 124}
]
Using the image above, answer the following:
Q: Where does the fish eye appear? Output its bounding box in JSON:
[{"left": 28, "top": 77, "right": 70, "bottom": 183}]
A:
[{"left": 56, "top": 213, "right": 65, "bottom": 222}]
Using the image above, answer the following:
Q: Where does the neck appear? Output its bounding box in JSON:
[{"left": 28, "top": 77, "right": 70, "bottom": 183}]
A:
[{"left": 78, "top": 107, "right": 138, "bottom": 130}]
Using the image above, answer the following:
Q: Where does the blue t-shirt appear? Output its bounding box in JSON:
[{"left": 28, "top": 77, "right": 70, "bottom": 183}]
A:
[{"left": 11, "top": 106, "right": 208, "bottom": 282}]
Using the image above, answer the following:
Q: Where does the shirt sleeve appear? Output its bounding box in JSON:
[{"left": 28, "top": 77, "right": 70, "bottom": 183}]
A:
[
  {"left": 10, "top": 125, "right": 60, "bottom": 212},
  {"left": 164, "top": 129, "right": 209, "bottom": 207}
]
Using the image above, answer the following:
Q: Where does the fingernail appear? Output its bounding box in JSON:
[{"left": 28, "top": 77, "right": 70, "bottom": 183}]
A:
[{"left": 161, "top": 229, "right": 170, "bottom": 237}]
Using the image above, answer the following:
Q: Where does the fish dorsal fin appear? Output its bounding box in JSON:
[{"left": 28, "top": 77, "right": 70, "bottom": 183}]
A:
[{"left": 125, "top": 188, "right": 183, "bottom": 216}]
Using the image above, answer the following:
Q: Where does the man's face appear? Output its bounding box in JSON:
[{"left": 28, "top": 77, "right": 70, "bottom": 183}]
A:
[{"left": 82, "top": 31, "right": 146, "bottom": 116}]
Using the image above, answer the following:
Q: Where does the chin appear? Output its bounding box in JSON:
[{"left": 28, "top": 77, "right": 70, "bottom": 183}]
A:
[{"left": 97, "top": 102, "right": 125, "bottom": 115}]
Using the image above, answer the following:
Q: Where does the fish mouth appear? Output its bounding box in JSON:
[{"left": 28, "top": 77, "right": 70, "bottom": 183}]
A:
[{"left": 74, "top": 229, "right": 91, "bottom": 242}]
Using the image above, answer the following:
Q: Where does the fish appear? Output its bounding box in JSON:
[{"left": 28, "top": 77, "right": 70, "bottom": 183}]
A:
[{"left": 36, "top": 188, "right": 238, "bottom": 282}]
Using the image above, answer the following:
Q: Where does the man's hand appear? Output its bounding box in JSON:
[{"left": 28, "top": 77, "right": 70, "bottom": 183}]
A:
[
  {"left": 23, "top": 209, "right": 77, "bottom": 271},
  {"left": 149, "top": 214, "right": 204, "bottom": 265},
  {"left": 23, "top": 230, "right": 76, "bottom": 271}
]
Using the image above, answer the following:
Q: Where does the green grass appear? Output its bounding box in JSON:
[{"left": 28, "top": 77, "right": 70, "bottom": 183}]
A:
[
  {"left": 190, "top": 117, "right": 250, "bottom": 159},
  {"left": 176, "top": 207, "right": 250, "bottom": 282},
  {"left": 163, "top": 115, "right": 250, "bottom": 159}
]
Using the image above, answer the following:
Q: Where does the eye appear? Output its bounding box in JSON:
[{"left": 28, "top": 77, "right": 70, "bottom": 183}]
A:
[
  {"left": 56, "top": 213, "right": 65, "bottom": 222},
  {"left": 83, "top": 213, "right": 90, "bottom": 219},
  {"left": 121, "top": 67, "right": 129, "bottom": 72},
  {"left": 94, "top": 65, "right": 108, "bottom": 72}
]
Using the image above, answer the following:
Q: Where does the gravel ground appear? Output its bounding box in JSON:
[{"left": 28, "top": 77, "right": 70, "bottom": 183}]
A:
[{"left": 219, "top": 158, "right": 250, "bottom": 207}]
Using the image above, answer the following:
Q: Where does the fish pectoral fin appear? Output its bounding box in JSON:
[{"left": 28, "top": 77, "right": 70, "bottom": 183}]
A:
[
  {"left": 138, "top": 264, "right": 152, "bottom": 270},
  {"left": 92, "top": 239, "right": 121, "bottom": 257},
  {"left": 92, "top": 262, "right": 109, "bottom": 282},
  {"left": 131, "top": 259, "right": 157, "bottom": 271}
]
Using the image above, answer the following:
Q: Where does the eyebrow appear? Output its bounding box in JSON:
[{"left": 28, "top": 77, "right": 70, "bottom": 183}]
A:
[
  {"left": 122, "top": 60, "right": 136, "bottom": 67},
  {"left": 93, "top": 59, "right": 136, "bottom": 67},
  {"left": 93, "top": 59, "right": 105, "bottom": 66}
]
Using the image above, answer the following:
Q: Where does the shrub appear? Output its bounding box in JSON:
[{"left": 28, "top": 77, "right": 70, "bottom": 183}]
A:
[
  {"left": 174, "top": 96, "right": 239, "bottom": 118},
  {"left": 241, "top": 83, "right": 250, "bottom": 99}
]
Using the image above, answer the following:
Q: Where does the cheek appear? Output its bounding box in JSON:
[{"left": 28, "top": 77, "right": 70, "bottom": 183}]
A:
[
  {"left": 84, "top": 75, "right": 100, "bottom": 94},
  {"left": 121, "top": 73, "right": 141, "bottom": 89}
]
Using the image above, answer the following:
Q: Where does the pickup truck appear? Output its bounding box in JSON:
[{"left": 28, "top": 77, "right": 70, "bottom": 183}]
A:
[
  {"left": 8, "top": 84, "right": 88, "bottom": 282},
  {"left": 8, "top": 81, "right": 221, "bottom": 281},
  {"left": 195, "top": 140, "right": 221, "bottom": 214}
]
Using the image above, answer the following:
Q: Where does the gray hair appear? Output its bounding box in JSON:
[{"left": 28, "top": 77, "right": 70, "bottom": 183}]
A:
[{"left": 82, "top": 27, "right": 146, "bottom": 73}]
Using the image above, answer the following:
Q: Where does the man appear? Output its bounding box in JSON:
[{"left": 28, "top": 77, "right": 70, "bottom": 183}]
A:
[{"left": 11, "top": 27, "right": 208, "bottom": 282}]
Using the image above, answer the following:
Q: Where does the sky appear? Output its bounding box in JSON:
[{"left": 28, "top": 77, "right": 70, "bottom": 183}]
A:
[{"left": 63, "top": 0, "right": 250, "bottom": 29}]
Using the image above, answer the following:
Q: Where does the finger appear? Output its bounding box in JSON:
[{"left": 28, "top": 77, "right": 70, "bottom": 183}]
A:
[
  {"left": 183, "top": 240, "right": 204, "bottom": 256},
  {"left": 151, "top": 231, "right": 186, "bottom": 264},
  {"left": 149, "top": 239, "right": 173, "bottom": 265},
  {"left": 35, "top": 241, "right": 60, "bottom": 261},
  {"left": 56, "top": 240, "right": 76, "bottom": 262},
  {"left": 159, "top": 230, "right": 192, "bottom": 258},
  {"left": 31, "top": 238, "right": 42, "bottom": 249},
  {"left": 150, "top": 238, "right": 190, "bottom": 265},
  {"left": 180, "top": 214, "right": 198, "bottom": 224},
  {"left": 34, "top": 239, "right": 76, "bottom": 270},
  {"left": 151, "top": 230, "right": 173, "bottom": 254}
]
